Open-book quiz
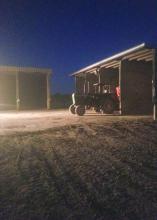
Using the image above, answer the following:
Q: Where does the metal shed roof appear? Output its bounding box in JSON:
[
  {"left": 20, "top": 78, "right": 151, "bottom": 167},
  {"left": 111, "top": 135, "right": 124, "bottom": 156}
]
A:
[
  {"left": 0, "top": 66, "right": 52, "bottom": 74},
  {"left": 71, "top": 43, "right": 154, "bottom": 76}
]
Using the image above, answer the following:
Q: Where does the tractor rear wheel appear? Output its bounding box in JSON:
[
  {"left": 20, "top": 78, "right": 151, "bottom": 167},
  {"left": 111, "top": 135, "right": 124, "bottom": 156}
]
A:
[
  {"left": 101, "top": 99, "right": 115, "bottom": 114},
  {"left": 75, "top": 105, "right": 85, "bottom": 116},
  {"left": 69, "top": 104, "right": 76, "bottom": 114}
]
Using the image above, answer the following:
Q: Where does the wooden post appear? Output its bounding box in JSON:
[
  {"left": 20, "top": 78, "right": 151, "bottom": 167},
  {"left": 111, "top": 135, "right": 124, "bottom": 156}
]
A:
[
  {"left": 87, "top": 81, "right": 90, "bottom": 94},
  {"left": 47, "top": 73, "right": 51, "bottom": 110},
  {"left": 153, "top": 105, "right": 157, "bottom": 120},
  {"left": 75, "top": 76, "right": 77, "bottom": 93},
  {"left": 152, "top": 49, "right": 157, "bottom": 120},
  {"left": 16, "top": 72, "right": 20, "bottom": 110},
  {"left": 84, "top": 74, "right": 87, "bottom": 95},
  {"left": 96, "top": 68, "right": 101, "bottom": 93},
  {"left": 119, "top": 61, "right": 122, "bottom": 115}
]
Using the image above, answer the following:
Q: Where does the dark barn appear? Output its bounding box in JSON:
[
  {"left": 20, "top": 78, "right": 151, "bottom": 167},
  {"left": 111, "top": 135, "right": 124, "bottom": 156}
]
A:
[
  {"left": 0, "top": 66, "right": 52, "bottom": 110},
  {"left": 71, "top": 43, "right": 157, "bottom": 118}
]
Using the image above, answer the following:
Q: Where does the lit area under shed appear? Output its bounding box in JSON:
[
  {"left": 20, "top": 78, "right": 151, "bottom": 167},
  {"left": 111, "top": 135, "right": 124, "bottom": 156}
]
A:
[
  {"left": 71, "top": 43, "right": 157, "bottom": 119},
  {"left": 0, "top": 66, "right": 52, "bottom": 110}
]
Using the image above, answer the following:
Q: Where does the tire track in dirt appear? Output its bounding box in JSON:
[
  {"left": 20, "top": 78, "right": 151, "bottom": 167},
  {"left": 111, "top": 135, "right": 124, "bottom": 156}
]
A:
[
  {"left": 99, "top": 126, "right": 156, "bottom": 183},
  {"left": 33, "top": 144, "right": 107, "bottom": 220},
  {"left": 110, "top": 121, "right": 157, "bottom": 146},
  {"left": 66, "top": 126, "right": 157, "bottom": 219},
  {"left": 30, "top": 146, "right": 74, "bottom": 214},
  {"left": 49, "top": 144, "right": 118, "bottom": 220},
  {"left": 16, "top": 145, "right": 77, "bottom": 219},
  {"left": 71, "top": 125, "right": 157, "bottom": 195}
]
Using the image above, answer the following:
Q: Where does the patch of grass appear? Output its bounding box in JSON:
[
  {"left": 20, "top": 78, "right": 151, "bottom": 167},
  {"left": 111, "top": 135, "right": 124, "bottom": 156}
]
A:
[{"left": 0, "top": 120, "right": 157, "bottom": 220}]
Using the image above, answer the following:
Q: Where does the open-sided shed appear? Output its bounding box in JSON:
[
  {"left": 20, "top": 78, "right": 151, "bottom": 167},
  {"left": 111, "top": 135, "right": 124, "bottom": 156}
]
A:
[
  {"left": 71, "top": 43, "right": 157, "bottom": 119},
  {"left": 0, "top": 66, "right": 52, "bottom": 110}
]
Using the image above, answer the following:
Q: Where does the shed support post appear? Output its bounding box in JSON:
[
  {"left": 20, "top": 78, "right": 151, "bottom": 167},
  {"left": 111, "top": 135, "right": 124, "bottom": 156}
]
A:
[
  {"left": 75, "top": 76, "right": 77, "bottom": 92},
  {"left": 119, "top": 61, "right": 122, "bottom": 115},
  {"left": 47, "top": 73, "right": 51, "bottom": 110},
  {"left": 16, "top": 72, "right": 20, "bottom": 110},
  {"left": 153, "top": 105, "right": 157, "bottom": 120},
  {"left": 153, "top": 49, "right": 157, "bottom": 120},
  {"left": 84, "top": 73, "right": 87, "bottom": 95},
  {"left": 96, "top": 68, "right": 101, "bottom": 93}
]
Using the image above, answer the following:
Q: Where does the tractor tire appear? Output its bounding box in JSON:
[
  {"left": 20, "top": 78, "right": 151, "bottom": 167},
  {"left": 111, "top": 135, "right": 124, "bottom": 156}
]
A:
[
  {"left": 86, "top": 105, "right": 91, "bottom": 110},
  {"left": 75, "top": 105, "right": 85, "bottom": 116},
  {"left": 94, "top": 107, "right": 101, "bottom": 113},
  {"left": 101, "top": 99, "right": 115, "bottom": 114},
  {"left": 69, "top": 104, "right": 76, "bottom": 114}
]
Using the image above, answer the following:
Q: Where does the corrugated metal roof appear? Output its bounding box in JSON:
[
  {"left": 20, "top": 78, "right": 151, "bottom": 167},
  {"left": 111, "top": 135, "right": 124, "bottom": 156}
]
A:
[
  {"left": 0, "top": 66, "right": 52, "bottom": 74},
  {"left": 71, "top": 43, "right": 154, "bottom": 76}
]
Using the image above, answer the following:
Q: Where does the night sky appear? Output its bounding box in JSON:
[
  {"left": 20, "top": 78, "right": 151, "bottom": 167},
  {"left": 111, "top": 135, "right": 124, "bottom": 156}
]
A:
[{"left": 0, "top": 0, "right": 156, "bottom": 94}]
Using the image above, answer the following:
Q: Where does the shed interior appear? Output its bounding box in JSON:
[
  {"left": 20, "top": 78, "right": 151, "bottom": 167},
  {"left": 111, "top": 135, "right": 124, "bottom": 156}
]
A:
[
  {"left": 0, "top": 73, "right": 16, "bottom": 110},
  {"left": 0, "top": 66, "right": 51, "bottom": 110},
  {"left": 19, "top": 73, "right": 47, "bottom": 110},
  {"left": 72, "top": 44, "right": 155, "bottom": 115}
]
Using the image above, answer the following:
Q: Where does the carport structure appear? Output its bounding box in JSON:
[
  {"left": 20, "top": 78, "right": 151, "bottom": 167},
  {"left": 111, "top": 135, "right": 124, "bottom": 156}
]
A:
[
  {"left": 71, "top": 43, "right": 157, "bottom": 120},
  {"left": 0, "top": 66, "right": 52, "bottom": 110}
]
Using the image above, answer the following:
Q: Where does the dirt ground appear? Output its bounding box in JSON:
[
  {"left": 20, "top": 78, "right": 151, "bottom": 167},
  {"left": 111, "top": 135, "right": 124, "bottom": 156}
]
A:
[
  {"left": 0, "top": 111, "right": 157, "bottom": 220},
  {"left": 0, "top": 110, "right": 153, "bottom": 135}
]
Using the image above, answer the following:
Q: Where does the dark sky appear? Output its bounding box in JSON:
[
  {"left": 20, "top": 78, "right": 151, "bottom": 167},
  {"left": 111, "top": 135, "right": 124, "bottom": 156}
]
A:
[{"left": 0, "top": 0, "right": 157, "bottom": 93}]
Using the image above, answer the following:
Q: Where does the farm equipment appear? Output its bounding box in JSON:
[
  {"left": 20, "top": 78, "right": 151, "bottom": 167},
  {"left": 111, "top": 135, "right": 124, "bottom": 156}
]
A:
[{"left": 69, "top": 83, "right": 120, "bottom": 116}]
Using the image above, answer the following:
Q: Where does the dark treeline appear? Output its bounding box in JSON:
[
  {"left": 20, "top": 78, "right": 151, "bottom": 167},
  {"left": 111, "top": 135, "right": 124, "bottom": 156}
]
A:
[{"left": 51, "top": 93, "right": 71, "bottom": 109}]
